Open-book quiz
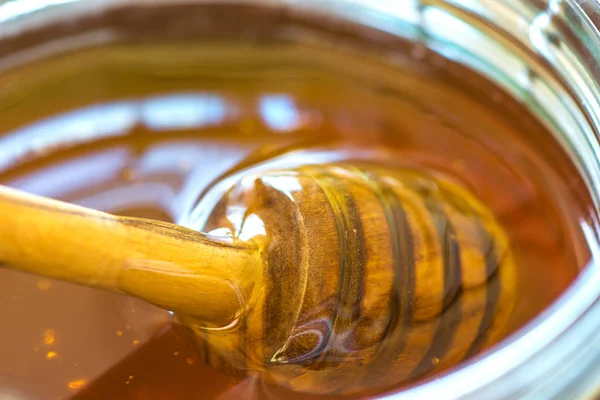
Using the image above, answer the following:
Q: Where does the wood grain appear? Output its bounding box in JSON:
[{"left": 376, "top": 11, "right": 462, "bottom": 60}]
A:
[{"left": 0, "top": 185, "right": 262, "bottom": 327}]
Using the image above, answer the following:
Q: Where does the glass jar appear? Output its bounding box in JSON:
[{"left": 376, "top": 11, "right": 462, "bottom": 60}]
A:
[{"left": 1, "top": 0, "right": 600, "bottom": 399}]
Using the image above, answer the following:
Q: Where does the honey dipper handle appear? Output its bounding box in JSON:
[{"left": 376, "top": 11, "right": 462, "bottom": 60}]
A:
[{"left": 0, "top": 185, "right": 262, "bottom": 326}]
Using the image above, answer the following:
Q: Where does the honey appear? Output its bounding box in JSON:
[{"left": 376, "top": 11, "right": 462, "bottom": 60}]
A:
[{"left": 0, "top": 38, "right": 591, "bottom": 399}]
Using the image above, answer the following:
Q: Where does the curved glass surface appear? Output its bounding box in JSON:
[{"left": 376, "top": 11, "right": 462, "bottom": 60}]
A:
[{"left": 1, "top": 0, "right": 600, "bottom": 399}]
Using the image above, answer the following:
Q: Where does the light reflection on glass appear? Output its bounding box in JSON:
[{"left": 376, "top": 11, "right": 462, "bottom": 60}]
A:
[
  {"left": 0, "top": 93, "right": 231, "bottom": 171},
  {"left": 259, "top": 95, "right": 300, "bottom": 132},
  {"left": 423, "top": 6, "right": 528, "bottom": 102},
  {"left": 186, "top": 148, "right": 380, "bottom": 231},
  {"left": 0, "top": 0, "right": 77, "bottom": 24},
  {"left": 238, "top": 213, "right": 266, "bottom": 241},
  {"left": 226, "top": 206, "right": 247, "bottom": 236},
  {"left": 141, "top": 94, "right": 228, "bottom": 131},
  {"left": 6, "top": 149, "right": 129, "bottom": 198},
  {"left": 298, "top": 0, "right": 420, "bottom": 39},
  {"left": 175, "top": 144, "right": 251, "bottom": 226},
  {"left": 0, "top": 103, "right": 135, "bottom": 171},
  {"left": 450, "top": 0, "right": 485, "bottom": 13},
  {"left": 207, "top": 227, "right": 234, "bottom": 238},
  {"left": 260, "top": 175, "right": 303, "bottom": 202}
]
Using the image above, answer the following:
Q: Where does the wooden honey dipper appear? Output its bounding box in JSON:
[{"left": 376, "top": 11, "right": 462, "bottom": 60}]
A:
[{"left": 0, "top": 160, "right": 515, "bottom": 396}]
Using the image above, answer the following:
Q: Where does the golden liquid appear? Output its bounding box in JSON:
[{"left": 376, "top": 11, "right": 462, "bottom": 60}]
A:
[{"left": 0, "top": 42, "right": 591, "bottom": 399}]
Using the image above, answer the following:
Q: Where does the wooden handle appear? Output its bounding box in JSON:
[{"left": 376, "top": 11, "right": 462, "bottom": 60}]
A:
[{"left": 0, "top": 185, "right": 262, "bottom": 326}]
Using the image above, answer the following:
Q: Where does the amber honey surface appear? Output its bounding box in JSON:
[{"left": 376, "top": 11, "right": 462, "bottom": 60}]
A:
[{"left": 0, "top": 41, "right": 592, "bottom": 399}]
